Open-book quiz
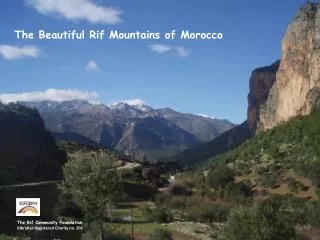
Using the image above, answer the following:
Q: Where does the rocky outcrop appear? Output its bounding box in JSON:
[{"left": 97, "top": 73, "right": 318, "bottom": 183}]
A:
[
  {"left": 258, "top": 2, "right": 320, "bottom": 131},
  {"left": 247, "top": 61, "right": 280, "bottom": 132}
]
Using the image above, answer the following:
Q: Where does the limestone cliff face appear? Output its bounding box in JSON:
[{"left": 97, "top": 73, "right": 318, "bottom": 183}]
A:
[
  {"left": 247, "top": 61, "right": 280, "bottom": 132},
  {"left": 258, "top": 2, "right": 320, "bottom": 131}
]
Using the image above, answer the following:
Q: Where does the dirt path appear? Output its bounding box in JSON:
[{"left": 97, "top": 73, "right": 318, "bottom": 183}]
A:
[{"left": 0, "top": 180, "right": 60, "bottom": 190}]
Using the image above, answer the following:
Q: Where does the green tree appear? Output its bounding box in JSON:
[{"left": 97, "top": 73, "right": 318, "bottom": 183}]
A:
[{"left": 59, "top": 151, "right": 120, "bottom": 240}]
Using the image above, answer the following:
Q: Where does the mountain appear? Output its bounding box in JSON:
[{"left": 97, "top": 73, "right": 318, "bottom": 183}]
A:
[
  {"left": 0, "top": 102, "right": 66, "bottom": 184},
  {"left": 172, "top": 121, "right": 252, "bottom": 166},
  {"left": 110, "top": 102, "right": 153, "bottom": 117},
  {"left": 173, "top": 2, "right": 320, "bottom": 166},
  {"left": 114, "top": 115, "right": 199, "bottom": 161},
  {"left": 21, "top": 100, "right": 235, "bottom": 162},
  {"left": 152, "top": 108, "right": 234, "bottom": 142}
]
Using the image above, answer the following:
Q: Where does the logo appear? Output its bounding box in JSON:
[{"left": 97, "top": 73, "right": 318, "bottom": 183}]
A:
[{"left": 16, "top": 198, "right": 40, "bottom": 216}]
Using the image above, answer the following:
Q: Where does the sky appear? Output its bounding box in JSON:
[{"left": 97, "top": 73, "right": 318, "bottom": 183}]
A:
[{"left": 0, "top": 0, "right": 311, "bottom": 123}]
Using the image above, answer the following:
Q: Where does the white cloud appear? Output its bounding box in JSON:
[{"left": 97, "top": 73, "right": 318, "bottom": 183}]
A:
[
  {"left": 0, "top": 89, "right": 148, "bottom": 109},
  {"left": 149, "top": 44, "right": 189, "bottom": 58},
  {"left": 121, "top": 99, "right": 146, "bottom": 106},
  {"left": 0, "top": 89, "right": 99, "bottom": 103},
  {"left": 175, "top": 46, "right": 189, "bottom": 58},
  {"left": 109, "top": 99, "right": 146, "bottom": 106},
  {"left": 26, "top": 0, "right": 122, "bottom": 24},
  {"left": 0, "top": 45, "right": 41, "bottom": 60},
  {"left": 149, "top": 44, "right": 172, "bottom": 54},
  {"left": 85, "top": 60, "right": 100, "bottom": 72}
]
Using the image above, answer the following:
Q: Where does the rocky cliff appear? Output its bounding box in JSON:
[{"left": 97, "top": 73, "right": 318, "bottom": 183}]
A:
[
  {"left": 257, "top": 2, "right": 320, "bottom": 131},
  {"left": 247, "top": 61, "right": 280, "bottom": 132}
]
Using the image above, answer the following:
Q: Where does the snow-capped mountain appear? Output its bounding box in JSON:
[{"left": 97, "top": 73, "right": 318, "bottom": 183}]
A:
[
  {"left": 21, "top": 100, "right": 236, "bottom": 162},
  {"left": 109, "top": 102, "right": 152, "bottom": 117}
]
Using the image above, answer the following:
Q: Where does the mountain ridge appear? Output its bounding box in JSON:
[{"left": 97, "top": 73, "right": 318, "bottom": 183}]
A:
[{"left": 21, "top": 100, "right": 235, "bottom": 162}]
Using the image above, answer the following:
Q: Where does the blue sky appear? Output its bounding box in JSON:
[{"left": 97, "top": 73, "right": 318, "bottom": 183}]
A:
[{"left": 0, "top": 0, "right": 310, "bottom": 123}]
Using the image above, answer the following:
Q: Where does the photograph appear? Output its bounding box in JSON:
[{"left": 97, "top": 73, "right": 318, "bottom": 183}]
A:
[{"left": 0, "top": 0, "right": 320, "bottom": 239}]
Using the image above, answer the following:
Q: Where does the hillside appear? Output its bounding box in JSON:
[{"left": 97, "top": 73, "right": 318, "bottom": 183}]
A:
[
  {"left": 172, "top": 121, "right": 252, "bottom": 166},
  {"left": 167, "top": 110, "right": 320, "bottom": 239},
  {"left": 0, "top": 103, "right": 66, "bottom": 185},
  {"left": 206, "top": 110, "right": 320, "bottom": 194},
  {"left": 21, "top": 100, "right": 235, "bottom": 162}
]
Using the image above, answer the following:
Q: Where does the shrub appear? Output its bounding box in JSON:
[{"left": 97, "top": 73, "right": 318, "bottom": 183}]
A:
[
  {"left": 152, "top": 207, "right": 173, "bottom": 223},
  {"left": 138, "top": 201, "right": 172, "bottom": 223},
  {"left": 256, "top": 166, "right": 268, "bottom": 175},
  {"left": 149, "top": 227, "right": 173, "bottom": 240},
  {"left": 186, "top": 203, "right": 229, "bottom": 223},
  {"left": 207, "top": 166, "right": 235, "bottom": 189},
  {"left": 304, "top": 201, "right": 320, "bottom": 227},
  {"left": 169, "top": 196, "right": 186, "bottom": 210},
  {"left": 167, "top": 182, "right": 190, "bottom": 196},
  {"left": 223, "top": 182, "right": 252, "bottom": 201},
  {"left": 257, "top": 173, "right": 278, "bottom": 188},
  {"left": 270, "top": 164, "right": 281, "bottom": 173},
  {"left": 220, "top": 203, "right": 296, "bottom": 240},
  {"left": 260, "top": 194, "right": 308, "bottom": 226},
  {"left": 315, "top": 188, "right": 320, "bottom": 199}
]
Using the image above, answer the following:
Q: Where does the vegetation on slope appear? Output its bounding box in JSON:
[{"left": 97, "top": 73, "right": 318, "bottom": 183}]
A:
[
  {"left": 208, "top": 110, "right": 320, "bottom": 188},
  {"left": 164, "top": 110, "right": 320, "bottom": 239}
]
